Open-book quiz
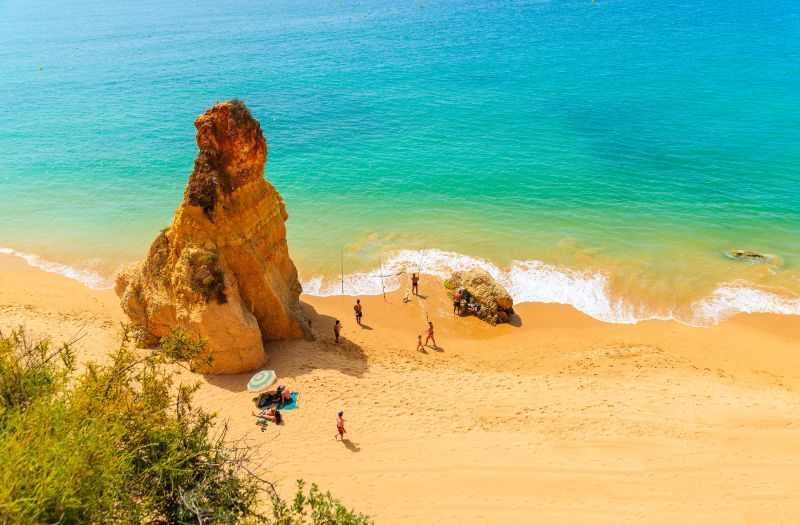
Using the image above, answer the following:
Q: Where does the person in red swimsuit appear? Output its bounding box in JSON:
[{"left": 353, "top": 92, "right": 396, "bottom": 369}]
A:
[{"left": 424, "top": 321, "right": 436, "bottom": 348}]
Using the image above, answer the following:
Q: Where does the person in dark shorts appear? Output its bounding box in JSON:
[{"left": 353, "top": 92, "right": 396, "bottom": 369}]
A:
[
  {"left": 453, "top": 290, "right": 462, "bottom": 314},
  {"left": 334, "top": 319, "right": 341, "bottom": 343},
  {"left": 354, "top": 299, "right": 363, "bottom": 326},
  {"left": 411, "top": 273, "right": 419, "bottom": 295}
]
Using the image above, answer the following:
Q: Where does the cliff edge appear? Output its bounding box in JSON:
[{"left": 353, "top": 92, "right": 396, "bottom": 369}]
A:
[{"left": 116, "top": 99, "right": 310, "bottom": 374}]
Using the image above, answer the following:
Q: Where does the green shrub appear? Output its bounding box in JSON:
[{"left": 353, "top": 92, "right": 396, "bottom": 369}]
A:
[
  {"left": 188, "top": 249, "right": 227, "bottom": 304},
  {"left": 270, "top": 480, "right": 374, "bottom": 525},
  {"left": 0, "top": 327, "right": 371, "bottom": 525}
]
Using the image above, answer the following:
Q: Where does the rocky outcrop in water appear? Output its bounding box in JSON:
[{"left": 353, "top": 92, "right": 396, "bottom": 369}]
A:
[
  {"left": 116, "top": 99, "right": 310, "bottom": 374},
  {"left": 446, "top": 268, "right": 515, "bottom": 325},
  {"left": 726, "top": 250, "right": 782, "bottom": 267}
]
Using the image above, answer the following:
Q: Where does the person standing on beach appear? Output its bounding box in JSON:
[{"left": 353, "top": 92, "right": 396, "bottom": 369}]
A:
[
  {"left": 411, "top": 273, "right": 419, "bottom": 295},
  {"left": 334, "top": 319, "right": 341, "bottom": 343},
  {"left": 424, "top": 321, "right": 436, "bottom": 348},
  {"left": 335, "top": 411, "right": 347, "bottom": 440},
  {"left": 354, "top": 299, "right": 363, "bottom": 326}
]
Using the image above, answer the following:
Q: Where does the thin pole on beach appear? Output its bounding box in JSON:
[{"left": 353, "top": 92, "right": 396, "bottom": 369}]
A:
[
  {"left": 378, "top": 251, "right": 386, "bottom": 301},
  {"left": 340, "top": 247, "right": 344, "bottom": 295}
]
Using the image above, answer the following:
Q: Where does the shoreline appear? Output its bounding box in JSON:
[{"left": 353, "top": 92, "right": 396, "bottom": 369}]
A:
[
  {"left": 2, "top": 247, "right": 799, "bottom": 328},
  {"left": 2, "top": 251, "right": 800, "bottom": 523}
]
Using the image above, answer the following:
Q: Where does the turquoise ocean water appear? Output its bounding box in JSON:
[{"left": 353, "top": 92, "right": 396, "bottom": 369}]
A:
[{"left": 1, "top": 0, "right": 799, "bottom": 324}]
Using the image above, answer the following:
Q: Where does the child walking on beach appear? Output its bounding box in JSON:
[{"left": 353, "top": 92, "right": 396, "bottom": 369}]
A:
[
  {"left": 335, "top": 411, "right": 346, "bottom": 440},
  {"left": 334, "top": 319, "right": 341, "bottom": 343}
]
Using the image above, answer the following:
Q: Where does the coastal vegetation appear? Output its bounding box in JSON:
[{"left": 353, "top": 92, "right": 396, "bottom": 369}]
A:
[
  {"left": 188, "top": 248, "right": 227, "bottom": 304},
  {"left": 0, "top": 327, "right": 371, "bottom": 524}
]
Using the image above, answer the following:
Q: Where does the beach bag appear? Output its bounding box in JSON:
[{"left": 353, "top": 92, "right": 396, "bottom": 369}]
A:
[{"left": 257, "top": 393, "right": 272, "bottom": 408}]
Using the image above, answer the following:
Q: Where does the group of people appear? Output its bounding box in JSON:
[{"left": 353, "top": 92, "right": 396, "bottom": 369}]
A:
[
  {"left": 251, "top": 384, "right": 293, "bottom": 424},
  {"left": 331, "top": 296, "right": 366, "bottom": 343},
  {"left": 452, "top": 286, "right": 481, "bottom": 316}
]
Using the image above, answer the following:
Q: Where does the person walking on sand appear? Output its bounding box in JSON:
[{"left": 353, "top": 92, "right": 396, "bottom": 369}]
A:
[
  {"left": 354, "top": 299, "right": 363, "bottom": 326},
  {"left": 411, "top": 273, "right": 419, "bottom": 295},
  {"left": 416, "top": 331, "right": 425, "bottom": 352},
  {"left": 334, "top": 319, "right": 341, "bottom": 343},
  {"left": 425, "top": 321, "right": 436, "bottom": 348},
  {"left": 335, "top": 411, "right": 347, "bottom": 440}
]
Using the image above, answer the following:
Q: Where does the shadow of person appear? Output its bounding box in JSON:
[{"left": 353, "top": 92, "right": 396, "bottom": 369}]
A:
[
  {"left": 342, "top": 439, "right": 360, "bottom": 452},
  {"left": 359, "top": 323, "right": 373, "bottom": 330},
  {"left": 427, "top": 344, "right": 444, "bottom": 353}
]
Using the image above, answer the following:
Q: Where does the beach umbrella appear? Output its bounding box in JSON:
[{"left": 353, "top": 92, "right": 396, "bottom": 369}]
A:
[{"left": 247, "top": 370, "right": 277, "bottom": 393}]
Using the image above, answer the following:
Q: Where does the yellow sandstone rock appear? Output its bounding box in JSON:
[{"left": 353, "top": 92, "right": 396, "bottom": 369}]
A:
[{"left": 116, "top": 100, "right": 310, "bottom": 374}]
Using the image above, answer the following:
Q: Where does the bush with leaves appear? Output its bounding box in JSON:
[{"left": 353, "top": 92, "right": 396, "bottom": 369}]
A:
[
  {"left": 0, "top": 327, "right": 372, "bottom": 525},
  {"left": 270, "top": 481, "right": 374, "bottom": 525}
]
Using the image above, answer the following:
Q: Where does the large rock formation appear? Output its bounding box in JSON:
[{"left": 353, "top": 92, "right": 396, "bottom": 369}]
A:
[
  {"left": 116, "top": 99, "right": 310, "bottom": 374},
  {"left": 446, "top": 268, "right": 515, "bottom": 325}
]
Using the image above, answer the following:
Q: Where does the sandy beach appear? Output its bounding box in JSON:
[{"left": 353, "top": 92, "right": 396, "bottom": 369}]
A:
[{"left": 2, "top": 252, "right": 799, "bottom": 524}]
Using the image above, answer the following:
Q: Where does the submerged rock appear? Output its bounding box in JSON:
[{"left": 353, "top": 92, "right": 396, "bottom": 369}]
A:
[
  {"left": 446, "top": 268, "right": 514, "bottom": 325},
  {"left": 726, "top": 250, "right": 779, "bottom": 264},
  {"left": 116, "top": 100, "right": 310, "bottom": 374}
]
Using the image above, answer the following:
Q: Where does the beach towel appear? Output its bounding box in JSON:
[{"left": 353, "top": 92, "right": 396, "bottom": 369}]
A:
[{"left": 278, "top": 392, "right": 299, "bottom": 411}]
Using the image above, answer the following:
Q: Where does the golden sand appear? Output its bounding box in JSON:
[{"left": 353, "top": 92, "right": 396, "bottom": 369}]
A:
[{"left": 1, "top": 252, "right": 799, "bottom": 524}]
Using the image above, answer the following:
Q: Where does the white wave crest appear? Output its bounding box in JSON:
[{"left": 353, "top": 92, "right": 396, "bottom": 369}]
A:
[
  {"left": 300, "top": 248, "right": 646, "bottom": 323},
  {"left": 0, "top": 247, "right": 112, "bottom": 290},
  {"left": 691, "top": 284, "right": 800, "bottom": 325},
  {"left": 4, "top": 245, "right": 797, "bottom": 327},
  {"left": 302, "top": 248, "right": 800, "bottom": 326}
]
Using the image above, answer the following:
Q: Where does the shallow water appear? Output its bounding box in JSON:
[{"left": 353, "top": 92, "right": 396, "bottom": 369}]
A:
[{"left": 1, "top": 0, "right": 799, "bottom": 324}]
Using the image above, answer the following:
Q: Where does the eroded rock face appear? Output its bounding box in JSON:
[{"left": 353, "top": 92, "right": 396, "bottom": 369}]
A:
[
  {"left": 116, "top": 100, "right": 310, "bottom": 374},
  {"left": 446, "top": 268, "right": 514, "bottom": 325}
]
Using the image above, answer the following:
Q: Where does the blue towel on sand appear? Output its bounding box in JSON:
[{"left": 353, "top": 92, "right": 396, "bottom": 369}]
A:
[{"left": 279, "top": 392, "right": 299, "bottom": 411}]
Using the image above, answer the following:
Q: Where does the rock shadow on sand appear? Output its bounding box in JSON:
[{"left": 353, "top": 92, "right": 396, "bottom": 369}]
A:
[{"left": 201, "top": 303, "right": 370, "bottom": 392}]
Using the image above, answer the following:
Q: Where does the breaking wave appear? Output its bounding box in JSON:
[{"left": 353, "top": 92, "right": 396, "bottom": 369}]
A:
[
  {"left": 3, "top": 246, "right": 798, "bottom": 326},
  {"left": 301, "top": 249, "right": 800, "bottom": 326},
  {"left": 0, "top": 247, "right": 111, "bottom": 290}
]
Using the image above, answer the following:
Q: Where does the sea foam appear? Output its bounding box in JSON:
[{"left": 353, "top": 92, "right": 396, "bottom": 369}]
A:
[
  {"left": 2, "top": 246, "right": 797, "bottom": 327},
  {"left": 0, "top": 247, "right": 111, "bottom": 290},
  {"left": 300, "top": 249, "right": 799, "bottom": 327}
]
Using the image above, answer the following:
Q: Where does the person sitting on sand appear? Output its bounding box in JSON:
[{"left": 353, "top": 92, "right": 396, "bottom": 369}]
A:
[
  {"left": 411, "top": 273, "right": 419, "bottom": 295},
  {"left": 253, "top": 407, "right": 281, "bottom": 423},
  {"left": 424, "top": 321, "right": 436, "bottom": 348},
  {"left": 335, "top": 411, "right": 347, "bottom": 440},
  {"left": 334, "top": 319, "right": 341, "bottom": 343},
  {"left": 354, "top": 299, "right": 363, "bottom": 326},
  {"left": 453, "top": 291, "right": 462, "bottom": 314},
  {"left": 275, "top": 385, "right": 292, "bottom": 408}
]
